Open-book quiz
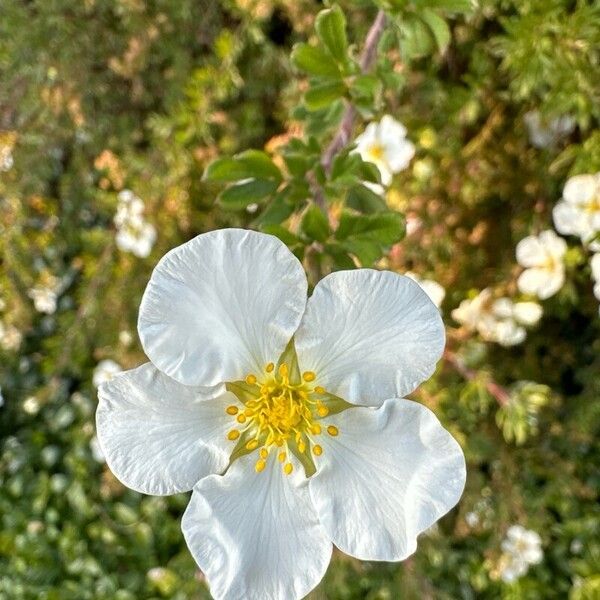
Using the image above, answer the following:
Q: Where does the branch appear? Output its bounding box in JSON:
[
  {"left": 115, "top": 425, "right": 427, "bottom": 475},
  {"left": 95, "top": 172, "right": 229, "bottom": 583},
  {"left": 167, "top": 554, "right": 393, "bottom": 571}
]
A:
[
  {"left": 444, "top": 350, "right": 511, "bottom": 407},
  {"left": 321, "top": 9, "right": 387, "bottom": 175}
]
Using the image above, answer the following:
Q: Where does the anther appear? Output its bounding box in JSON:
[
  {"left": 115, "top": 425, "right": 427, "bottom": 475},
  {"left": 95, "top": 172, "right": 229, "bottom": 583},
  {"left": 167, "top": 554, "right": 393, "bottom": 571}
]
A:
[
  {"left": 315, "top": 386, "right": 326, "bottom": 394},
  {"left": 298, "top": 440, "right": 306, "bottom": 453},
  {"left": 259, "top": 448, "right": 268, "bottom": 459},
  {"left": 227, "top": 430, "right": 240, "bottom": 441},
  {"left": 313, "top": 444, "right": 323, "bottom": 456},
  {"left": 236, "top": 414, "right": 246, "bottom": 424},
  {"left": 317, "top": 405, "right": 329, "bottom": 417},
  {"left": 327, "top": 425, "right": 339, "bottom": 436},
  {"left": 310, "top": 424, "right": 322, "bottom": 435},
  {"left": 278, "top": 363, "right": 288, "bottom": 377},
  {"left": 226, "top": 405, "right": 239, "bottom": 415},
  {"left": 284, "top": 463, "right": 293, "bottom": 475},
  {"left": 266, "top": 362, "right": 275, "bottom": 373},
  {"left": 278, "top": 452, "right": 286, "bottom": 462},
  {"left": 302, "top": 371, "right": 316, "bottom": 382},
  {"left": 245, "top": 374, "right": 257, "bottom": 385},
  {"left": 246, "top": 439, "right": 259, "bottom": 450},
  {"left": 255, "top": 459, "right": 266, "bottom": 473}
]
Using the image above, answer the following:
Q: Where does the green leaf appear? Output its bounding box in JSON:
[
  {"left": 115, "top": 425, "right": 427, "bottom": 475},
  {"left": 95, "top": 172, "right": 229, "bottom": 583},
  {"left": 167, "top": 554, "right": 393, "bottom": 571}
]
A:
[
  {"left": 398, "top": 16, "right": 435, "bottom": 59},
  {"left": 254, "top": 191, "right": 295, "bottom": 225},
  {"left": 346, "top": 184, "right": 388, "bottom": 213},
  {"left": 204, "top": 150, "right": 281, "bottom": 183},
  {"left": 260, "top": 224, "right": 302, "bottom": 246},
  {"left": 315, "top": 4, "right": 348, "bottom": 63},
  {"left": 424, "top": 0, "right": 473, "bottom": 13},
  {"left": 335, "top": 210, "right": 405, "bottom": 265},
  {"left": 290, "top": 43, "right": 341, "bottom": 78},
  {"left": 219, "top": 179, "right": 278, "bottom": 210},
  {"left": 421, "top": 9, "right": 451, "bottom": 52},
  {"left": 304, "top": 81, "right": 346, "bottom": 111},
  {"left": 301, "top": 204, "right": 330, "bottom": 242}
]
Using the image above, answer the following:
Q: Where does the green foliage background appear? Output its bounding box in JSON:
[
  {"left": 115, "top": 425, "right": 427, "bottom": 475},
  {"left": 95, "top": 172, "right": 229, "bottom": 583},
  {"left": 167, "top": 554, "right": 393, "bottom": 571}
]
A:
[{"left": 1, "top": 0, "right": 599, "bottom": 598}]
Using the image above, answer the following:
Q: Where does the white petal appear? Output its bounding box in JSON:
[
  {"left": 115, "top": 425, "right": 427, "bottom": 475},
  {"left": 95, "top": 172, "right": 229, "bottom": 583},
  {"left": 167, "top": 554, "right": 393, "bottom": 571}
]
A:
[
  {"left": 563, "top": 174, "right": 597, "bottom": 206},
  {"left": 515, "top": 235, "right": 546, "bottom": 268},
  {"left": 181, "top": 455, "right": 332, "bottom": 600},
  {"left": 295, "top": 270, "right": 445, "bottom": 406},
  {"left": 517, "top": 267, "right": 563, "bottom": 299},
  {"left": 553, "top": 201, "right": 590, "bottom": 239},
  {"left": 591, "top": 253, "right": 600, "bottom": 281},
  {"left": 308, "top": 399, "right": 465, "bottom": 561},
  {"left": 513, "top": 302, "right": 543, "bottom": 326},
  {"left": 379, "top": 114, "right": 408, "bottom": 142},
  {"left": 384, "top": 138, "right": 415, "bottom": 173},
  {"left": 538, "top": 230, "right": 567, "bottom": 259},
  {"left": 96, "top": 363, "right": 235, "bottom": 495},
  {"left": 138, "top": 229, "right": 307, "bottom": 387},
  {"left": 493, "top": 320, "right": 526, "bottom": 346},
  {"left": 492, "top": 298, "right": 515, "bottom": 319}
]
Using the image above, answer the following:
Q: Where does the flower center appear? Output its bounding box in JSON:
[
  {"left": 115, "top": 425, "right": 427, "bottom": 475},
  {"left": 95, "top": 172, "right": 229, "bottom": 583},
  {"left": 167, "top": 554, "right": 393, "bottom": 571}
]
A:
[
  {"left": 367, "top": 142, "right": 385, "bottom": 162},
  {"left": 584, "top": 194, "right": 600, "bottom": 214},
  {"left": 224, "top": 360, "right": 343, "bottom": 476}
]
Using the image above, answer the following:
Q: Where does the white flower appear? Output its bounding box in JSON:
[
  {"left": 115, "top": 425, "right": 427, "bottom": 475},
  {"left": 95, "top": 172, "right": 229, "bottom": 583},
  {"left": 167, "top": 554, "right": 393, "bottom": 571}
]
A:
[
  {"left": 0, "top": 323, "right": 22, "bottom": 350},
  {"left": 499, "top": 554, "right": 528, "bottom": 583},
  {"left": 502, "top": 525, "right": 543, "bottom": 566},
  {"left": 28, "top": 286, "right": 58, "bottom": 314},
  {"left": 553, "top": 173, "right": 600, "bottom": 246},
  {"left": 590, "top": 253, "right": 600, "bottom": 301},
  {"left": 93, "top": 359, "right": 122, "bottom": 388},
  {"left": 523, "top": 111, "right": 575, "bottom": 149},
  {"left": 96, "top": 229, "right": 466, "bottom": 600},
  {"left": 353, "top": 115, "right": 415, "bottom": 186},
  {"left": 452, "top": 290, "right": 541, "bottom": 347},
  {"left": 0, "top": 146, "right": 13, "bottom": 171},
  {"left": 114, "top": 189, "right": 157, "bottom": 257},
  {"left": 516, "top": 230, "right": 567, "bottom": 299},
  {"left": 115, "top": 221, "right": 157, "bottom": 258},
  {"left": 405, "top": 272, "right": 445, "bottom": 309}
]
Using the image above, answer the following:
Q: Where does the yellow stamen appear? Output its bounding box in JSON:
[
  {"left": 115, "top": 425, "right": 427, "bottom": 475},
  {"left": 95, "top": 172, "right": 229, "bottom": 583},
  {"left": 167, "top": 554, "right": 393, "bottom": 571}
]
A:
[
  {"left": 266, "top": 362, "right": 275, "bottom": 373},
  {"left": 302, "top": 371, "right": 316, "bottom": 382},
  {"left": 284, "top": 463, "right": 293, "bottom": 475},
  {"left": 327, "top": 425, "right": 339, "bottom": 437},
  {"left": 227, "top": 430, "right": 240, "bottom": 441},
  {"left": 310, "top": 424, "right": 322, "bottom": 435},
  {"left": 245, "top": 374, "right": 257, "bottom": 385},
  {"left": 313, "top": 444, "right": 323, "bottom": 456},
  {"left": 278, "top": 363, "right": 288, "bottom": 377},
  {"left": 255, "top": 459, "right": 266, "bottom": 473},
  {"left": 298, "top": 440, "right": 306, "bottom": 453},
  {"left": 314, "top": 386, "right": 326, "bottom": 394},
  {"left": 226, "top": 405, "right": 238, "bottom": 415},
  {"left": 317, "top": 404, "right": 329, "bottom": 417},
  {"left": 278, "top": 451, "right": 286, "bottom": 462},
  {"left": 246, "top": 439, "right": 259, "bottom": 450},
  {"left": 259, "top": 448, "right": 268, "bottom": 459},
  {"left": 236, "top": 414, "right": 246, "bottom": 424}
]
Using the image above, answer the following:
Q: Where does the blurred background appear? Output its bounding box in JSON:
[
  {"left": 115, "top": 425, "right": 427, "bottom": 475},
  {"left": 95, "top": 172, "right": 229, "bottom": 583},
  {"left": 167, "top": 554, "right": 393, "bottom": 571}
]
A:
[{"left": 1, "top": 0, "right": 599, "bottom": 598}]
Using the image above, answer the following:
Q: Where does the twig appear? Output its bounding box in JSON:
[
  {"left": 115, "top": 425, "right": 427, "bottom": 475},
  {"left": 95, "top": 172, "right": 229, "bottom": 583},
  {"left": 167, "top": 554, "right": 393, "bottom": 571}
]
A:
[
  {"left": 320, "top": 9, "right": 387, "bottom": 175},
  {"left": 444, "top": 349, "right": 510, "bottom": 407}
]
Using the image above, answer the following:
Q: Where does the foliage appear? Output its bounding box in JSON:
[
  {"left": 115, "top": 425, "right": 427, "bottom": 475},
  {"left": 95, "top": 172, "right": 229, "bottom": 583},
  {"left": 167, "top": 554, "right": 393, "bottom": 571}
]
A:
[{"left": 1, "top": 0, "right": 599, "bottom": 598}]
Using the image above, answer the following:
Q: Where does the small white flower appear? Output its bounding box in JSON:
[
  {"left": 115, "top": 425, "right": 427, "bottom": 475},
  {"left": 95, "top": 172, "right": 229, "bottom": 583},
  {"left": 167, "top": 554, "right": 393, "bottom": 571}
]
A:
[
  {"left": 118, "top": 329, "right": 133, "bottom": 346},
  {"left": 354, "top": 115, "right": 416, "bottom": 186},
  {"left": 590, "top": 253, "right": 600, "bottom": 301},
  {"left": 502, "top": 525, "right": 543, "bottom": 566},
  {"left": 523, "top": 111, "right": 575, "bottom": 149},
  {"left": 96, "top": 228, "right": 466, "bottom": 600},
  {"left": 452, "top": 291, "right": 541, "bottom": 347},
  {"left": 499, "top": 554, "right": 528, "bottom": 583},
  {"left": 115, "top": 221, "right": 157, "bottom": 258},
  {"left": 0, "top": 147, "right": 13, "bottom": 171},
  {"left": 516, "top": 230, "right": 567, "bottom": 299},
  {"left": 465, "top": 511, "right": 480, "bottom": 528},
  {"left": 23, "top": 396, "right": 40, "bottom": 415},
  {"left": 28, "top": 286, "right": 58, "bottom": 314},
  {"left": 90, "top": 435, "right": 105, "bottom": 462},
  {"left": 405, "top": 272, "right": 445, "bottom": 309},
  {"left": 553, "top": 173, "right": 600, "bottom": 246},
  {"left": 93, "top": 359, "right": 122, "bottom": 388},
  {"left": 0, "top": 323, "right": 22, "bottom": 350}
]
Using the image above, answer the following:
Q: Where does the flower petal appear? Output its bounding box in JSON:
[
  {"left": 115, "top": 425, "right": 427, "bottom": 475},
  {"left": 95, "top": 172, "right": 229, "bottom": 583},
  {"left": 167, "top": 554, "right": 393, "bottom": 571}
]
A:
[
  {"left": 138, "top": 229, "right": 307, "bottom": 387},
  {"left": 181, "top": 455, "right": 332, "bottom": 600},
  {"left": 308, "top": 399, "right": 465, "bottom": 561},
  {"left": 516, "top": 235, "right": 546, "bottom": 268},
  {"left": 294, "top": 270, "right": 445, "bottom": 406},
  {"left": 517, "top": 267, "right": 564, "bottom": 299},
  {"left": 563, "top": 174, "right": 596, "bottom": 206},
  {"left": 96, "top": 363, "right": 235, "bottom": 495}
]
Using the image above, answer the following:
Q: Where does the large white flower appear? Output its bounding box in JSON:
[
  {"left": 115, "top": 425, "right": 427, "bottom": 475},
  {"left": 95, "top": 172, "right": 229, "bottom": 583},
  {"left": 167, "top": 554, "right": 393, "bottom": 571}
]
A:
[
  {"left": 516, "top": 230, "right": 567, "bottom": 299},
  {"left": 553, "top": 173, "right": 600, "bottom": 247},
  {"left": 353, "top": 115, "right": 415, "bottom": 186},
  {"left": 96, "top": 228, "right": 465, "bottom": 600}
]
